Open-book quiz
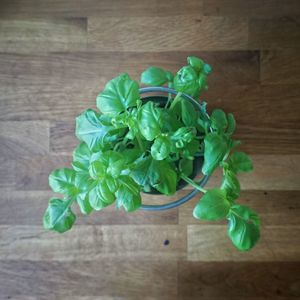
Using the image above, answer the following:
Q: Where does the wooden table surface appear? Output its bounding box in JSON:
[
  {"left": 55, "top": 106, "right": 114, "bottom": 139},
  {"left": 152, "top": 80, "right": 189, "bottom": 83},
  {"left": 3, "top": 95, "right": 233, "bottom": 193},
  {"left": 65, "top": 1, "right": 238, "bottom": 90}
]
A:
[{"left": 0, "top": 1, "right": 300, "bottom": 299}]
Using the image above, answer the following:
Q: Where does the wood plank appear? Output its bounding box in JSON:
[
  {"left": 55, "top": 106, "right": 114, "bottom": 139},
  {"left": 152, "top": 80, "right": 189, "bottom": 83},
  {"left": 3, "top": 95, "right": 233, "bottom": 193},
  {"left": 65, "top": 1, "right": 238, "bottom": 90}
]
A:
[
  {"left": 178, "top": 261, "right": 300, "bottom": 298},
  {"left": 14, "top": 155, "right": 300, "bottom": 191},
  {"left": 179, "top": 190, "right": 300, "bottom": 225},
  {"left": 0, "top": 225, "right": 186, "bottom": 261},
  {"left": 0, "top": 191, "right": 178, "bottom": 225},
  {"left": 0, "top": 51, "right": 259, "bottom": 121},
  {"left": 261, "top": 49, "right": 300, "bottom": 84},
  {"left": 0, "top": 158, "right": 15, "bottom": 189},
  {"left": 249, "top": 17, "right": 300, "bottom": 49},
  {"left": 0, "top": 18, "right": 87, "bottom": 53},
  {"left": 0, "top": 121, "right": 49, "bottom": 158},
  {"left": 88, "top": 16, "right": 248, "bottom": 51},
  {"left": 187, "top": 225, "right": 300, "bottom": 261},
  {"left": 0, "top": 0, "right": 203, "bottom": 17},
  {"left": 0, "top": 260, "right": 177, "bottom": 298},
  {"left": 204, "top": 0, "right": 300, "bottom": 17},
  {"left": 15, "top": 155, "right": 72, "bottom": 190}
]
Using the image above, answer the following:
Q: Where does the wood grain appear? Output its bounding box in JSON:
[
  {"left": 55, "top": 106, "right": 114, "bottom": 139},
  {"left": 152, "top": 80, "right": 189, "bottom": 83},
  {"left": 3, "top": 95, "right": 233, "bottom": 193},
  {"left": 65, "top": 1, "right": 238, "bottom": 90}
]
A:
[
  {"left": 0, "top": 18, "right": 87, "bottom": 53},
  {"left": 88, "top": 16, "right": 249, "bottom": 51},
  {"left": 0, "top": 225, "right": 186, "bottom": 261}
]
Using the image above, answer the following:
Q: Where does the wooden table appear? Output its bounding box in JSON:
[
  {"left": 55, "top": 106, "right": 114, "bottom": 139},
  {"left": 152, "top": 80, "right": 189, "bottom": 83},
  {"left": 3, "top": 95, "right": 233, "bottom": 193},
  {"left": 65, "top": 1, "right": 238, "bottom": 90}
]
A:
[{"left": 0, "top": 1, "right": 300, "bottom": 299}]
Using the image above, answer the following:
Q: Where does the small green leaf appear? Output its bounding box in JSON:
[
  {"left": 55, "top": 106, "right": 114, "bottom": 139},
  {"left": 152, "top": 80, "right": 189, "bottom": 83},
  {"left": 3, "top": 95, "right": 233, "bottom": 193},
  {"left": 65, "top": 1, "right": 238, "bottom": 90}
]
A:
[
  {"left": 187, "top": 56, "right": 205, "bottom": 72},
  {"left": 193, "top": 189, "right": 230, "bottom": 221},
  {"left": 211, "top": 109, "right": 228, "bottom": 133},
  {"left": 226, "top": 113, "right": 236, "bottom": 135},
  {"left": 227, "top": 204, "right": 260, "bottom": 251},
  {"left": 49, "top": 168, "right": 77, "bottom": 197},
  {"left": 76, "top": 109, "right": 121, "bottom": 152},
  {"left": 229, "top": 152, "right": 253, "bottom": 173},
  {"left": 174, "top": 66, "right": 199, "bottom": 97},
  {"left": 179, "top": 158, "right": 193, "bottom": 177},
  {"left": 221, "top": 169, "right": 240, "bottom": 202},
  {"left": 141, "top": 66, "right": 169, "bottom": 86},
  {"left": 72, "top": 142, "right": 91, "bottom": 173},
  {"left": 89, "top": 180, "right": 116, "bottom": 210},
  {"left": 116, "top": 176, "right": 141, "bottom": 212},
  {"left": 77, "top": 193, "right": 93, "bottom": 215},
  {"left": 151, "top": 135, "right": 172, "bottom": 160},
  {"left": 97, "top": 73, "right": 139, "bottom": 115},
  {"left": 202, "top": 133, "right": 228, "bottom": 175},
  {"left": 43, "top": 198, "right": 76, "bottom": 233},
  {"left": 138, "top": 101, "right": 163, "bottom": 141}
]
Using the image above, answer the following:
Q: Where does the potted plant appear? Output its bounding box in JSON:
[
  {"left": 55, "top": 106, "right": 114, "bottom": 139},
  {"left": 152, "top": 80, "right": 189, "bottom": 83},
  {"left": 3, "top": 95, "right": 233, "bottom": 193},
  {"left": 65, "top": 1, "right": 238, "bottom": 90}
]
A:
[{"left": 43, "top": 56, "right": 260, "bottom": 251}]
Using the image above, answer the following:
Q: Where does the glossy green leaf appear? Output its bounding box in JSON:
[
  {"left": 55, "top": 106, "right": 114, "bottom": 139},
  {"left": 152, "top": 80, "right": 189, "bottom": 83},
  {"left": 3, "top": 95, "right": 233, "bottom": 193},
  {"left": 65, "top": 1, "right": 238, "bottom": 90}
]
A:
[
  {"left": 141, "top": 66, "right": 169, "bottom": 86},
  {"left": 211, "top": 109, "right": 228, "bottom": 133},
  {"left": 227, "top": 204, "right": 260, "bottom": 251},
  {"left": 151, "top": 135, "right": 172, "bottom": 160},
  {"left": 226, "top": 113, "right": 236, "bottom": 135},
  {"left": 89, "top": 180, "right": 116, "bottom": 210},
  {"left": 49, "top": 168, "right": 77, "bottom": 197},
  {"left": 97, "top": 73, "right": 139, "bottom": 115},
  {"left": 179, "top": 158, "right": 193, "bottom": 177},
  {"left": 202, "top": 133, "right": 228, "bottom": 175},
  {"left": 76, "top": 109, "right": 120, "bottom": 152},
  {"left": 43, "top": 198, "right": 76, "bottom": 233},
  {"left": 138, "top": 101, "right": 163, "bottom": 141},
  {"left": 77, "top": 193, "right": 93, "bottom": 215},
  {"left": 229, "top": 151, "right": 253, "bottom": 173},
  {"left": 174, "top": 66, "right": 199, "bottom": 97},
  {"left": 116, "top": 176, "right": 141, "bottom": 212},
  {"left": 187, "top": 56, "right": 205, "bottom": 73},
  {"left": 72, "top": 142, "right": 91, "bottom": 173},
  {"left": 221, "top": 169, "right": 240, "bottom": 202},
  {"left": 193, "top": 188, "right": 230, "bottom": 221}
]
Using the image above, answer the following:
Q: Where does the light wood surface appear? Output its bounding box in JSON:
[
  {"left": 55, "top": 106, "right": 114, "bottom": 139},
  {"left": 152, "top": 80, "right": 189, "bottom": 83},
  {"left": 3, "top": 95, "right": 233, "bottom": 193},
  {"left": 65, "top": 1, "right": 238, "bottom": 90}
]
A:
[{"left": 0, "top": 0, "right": 300, "bottom": 299}]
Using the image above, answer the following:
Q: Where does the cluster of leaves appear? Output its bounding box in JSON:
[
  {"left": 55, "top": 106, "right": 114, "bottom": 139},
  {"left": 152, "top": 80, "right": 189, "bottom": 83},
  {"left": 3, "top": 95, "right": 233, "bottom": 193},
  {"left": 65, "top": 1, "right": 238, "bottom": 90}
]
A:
[{"left": 43, "top": 56, "right": 260, "bottom": 251}]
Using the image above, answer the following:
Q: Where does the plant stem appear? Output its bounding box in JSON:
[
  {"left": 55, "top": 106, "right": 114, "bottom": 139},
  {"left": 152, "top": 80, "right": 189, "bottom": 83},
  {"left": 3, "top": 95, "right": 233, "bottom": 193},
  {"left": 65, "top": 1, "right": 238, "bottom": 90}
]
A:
[
  {"left": 180, "top": 173, "right": 207, "bottom": 193},
  {"left": 164, "top": 82, "right": 173, "bottom": 108},
  {"left": 170, "top": 92, "right": 183, "bottom": 110}
]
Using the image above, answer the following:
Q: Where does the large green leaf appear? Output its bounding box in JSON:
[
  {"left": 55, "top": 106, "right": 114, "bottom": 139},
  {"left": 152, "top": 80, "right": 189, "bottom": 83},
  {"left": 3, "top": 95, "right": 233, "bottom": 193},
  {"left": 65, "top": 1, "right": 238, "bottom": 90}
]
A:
[
  {"left": 174, "top": 66, "right": 199, "bottom": 97},
  {"left": 138, "top": 101, "right": 163, "bottom": 141},
  {"left": 221, "top": 169, "right": 240, "bottom": 203},
  {"left": 43, "top": 198, "right": 76, "bottom": 233},
  {"left": 97, "top": 73, "right": 139, "bottom": 115},
  {"left": 141, "top": 66, "right": 169, "bottom": 86},
  {"left": 202, "top": 133, "right": 228, "bottom": 175},
  {"left": 151, "top": 135, "right": 172, "bottom": 160},
  {"left": 89, "top": 180, "right": 116, "bottom": 210},
  {"left": 76, "top": 109, "right": 120, "bottom": 152},
  {"left": 72, "top": 142, "right": 91, "bottom": 173},
  {"left": 211, "top": 109, "right": 228, "bottom": 133},
  {"left": 49, "top": 168, "right": 77, "bottom": 197},
  {"left": 227, "top": 205, "right": 260, "bottom": 251},
  {"left": 229, "top": 152, "right": 253, "bottom": 173},
  {"left": 116, "top": 176, "right": 141, "bottom": 212},
  {"left": 193, "top": 188, "right": 231, "bottom": 221}
]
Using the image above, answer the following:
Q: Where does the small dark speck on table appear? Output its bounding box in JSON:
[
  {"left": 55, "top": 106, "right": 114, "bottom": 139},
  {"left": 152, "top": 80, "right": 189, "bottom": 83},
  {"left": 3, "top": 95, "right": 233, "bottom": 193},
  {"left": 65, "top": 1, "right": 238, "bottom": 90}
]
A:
[{"left": 164, "top": 239, "right": 170, "bottom": 246}]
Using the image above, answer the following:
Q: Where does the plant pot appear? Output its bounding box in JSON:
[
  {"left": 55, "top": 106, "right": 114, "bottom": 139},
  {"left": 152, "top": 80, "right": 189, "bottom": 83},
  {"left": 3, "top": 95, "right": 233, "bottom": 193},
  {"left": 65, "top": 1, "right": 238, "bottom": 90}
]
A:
[{"left": 138, "top": 86, "right": 210, "bottom": 211}]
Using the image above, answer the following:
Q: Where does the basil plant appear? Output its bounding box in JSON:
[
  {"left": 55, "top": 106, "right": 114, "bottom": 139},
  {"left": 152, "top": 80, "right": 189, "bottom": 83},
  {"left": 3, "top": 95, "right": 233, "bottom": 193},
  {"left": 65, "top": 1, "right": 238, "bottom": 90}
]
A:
[{"left": 43, "top": 56, "right": 260, "bottom": 251}]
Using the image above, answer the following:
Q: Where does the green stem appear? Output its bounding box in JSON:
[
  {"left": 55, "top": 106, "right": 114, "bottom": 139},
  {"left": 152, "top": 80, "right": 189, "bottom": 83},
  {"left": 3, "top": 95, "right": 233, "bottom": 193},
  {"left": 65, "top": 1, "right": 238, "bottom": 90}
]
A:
[
  {"left": 170, "top": 92, "right": 183, "bottom": 110},
  {"left": 180, "top": 173, "right": 207, "bottom": 193},
  {"left": 164, "top": 82, "right": 173, "bottom": 108}
]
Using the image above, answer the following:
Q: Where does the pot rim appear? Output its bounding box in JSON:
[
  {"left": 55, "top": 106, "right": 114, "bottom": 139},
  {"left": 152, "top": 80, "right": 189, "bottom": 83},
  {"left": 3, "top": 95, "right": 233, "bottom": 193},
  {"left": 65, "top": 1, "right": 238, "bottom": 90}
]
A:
[{"left": 138, "top": 86, "right": 210, "bottom": 211}]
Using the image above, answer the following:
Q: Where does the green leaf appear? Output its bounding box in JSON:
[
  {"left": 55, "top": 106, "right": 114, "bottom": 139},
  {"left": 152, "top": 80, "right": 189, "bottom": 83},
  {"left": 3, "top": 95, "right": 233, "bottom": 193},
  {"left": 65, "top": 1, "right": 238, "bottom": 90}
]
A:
[
  {"left": 77, "top": 193, "right": 93, "bottom": 215},
  {"left": 131, "top": 156, "right": 177, "bottom": 195},
  {"left": 187, "top": 56, "right": 205, "bottom": 73},
  {"left": 76, "top": 109, "right": 120, "bottom": 152},
  {"left": 193, "top": 188, "right": 230, "bottom": 221},
  {"left": 151, "top": 135, "right": 172, "bottom": 160},
  {"left": 89, "top": 180, "right": 116, "bottom": 210},
  {"left": 202, "top": 133, "right": 228, "bottom": 175},
  {"left": 138, "top": 101, "right": 163, "bottom": 141},
  {"left": 172, "top": 127, "right": 196, "bottom": 144},
  {"left": 174, "top": 66, "right": 199, "bottom": 97},
  {"left": 97, "top": 73, "right": 139, "bottom": 115},
  {"left": 227, "top": 204, "right": 260, "bottom": 251},
  {"left": 226, "top": 113, "right": 236, "bottom": 135},
  {"left": 179, "top": 158, "right": 193, "bottom": 177},
  {"left": 141, "top": 66, "right": 169, "bottom": 86},
  {"left": 211, "top": 109, "right": 228, "bottom": 133},
  {"left": 43, "top": 198, "right": 76, "bottom": 233},
  {"left": 198, "top": 73, "right": 207, "bottom": 91},
  {"left": 229, "top": 152, "right": 253, "bottom": 173},
  {"left": 116, "top": 176, "right": 141, "bottom": 212},
  {"left": 72, "top": 142, "right": 91, "bottom": 173},
  {"left": 221, "top": 169, "right": 240, "bottom": 202},
  {"left": 49, "top": 168, "right": 77, "bottom": 197}
]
